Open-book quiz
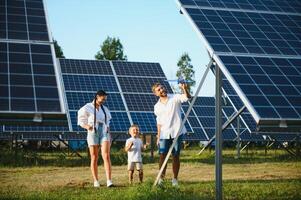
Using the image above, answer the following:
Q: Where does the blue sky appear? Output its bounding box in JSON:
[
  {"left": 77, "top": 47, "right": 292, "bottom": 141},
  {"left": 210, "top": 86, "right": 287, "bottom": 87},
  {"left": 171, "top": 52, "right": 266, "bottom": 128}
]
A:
[{"left": 45, "top": 0, "right": 215, "bottom": 96}]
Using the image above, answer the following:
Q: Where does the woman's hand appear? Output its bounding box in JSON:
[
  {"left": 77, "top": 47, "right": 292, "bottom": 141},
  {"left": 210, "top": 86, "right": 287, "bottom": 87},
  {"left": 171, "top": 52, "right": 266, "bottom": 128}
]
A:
[{"left": 84, "top": 125, "right": 93, "bottom": 131}]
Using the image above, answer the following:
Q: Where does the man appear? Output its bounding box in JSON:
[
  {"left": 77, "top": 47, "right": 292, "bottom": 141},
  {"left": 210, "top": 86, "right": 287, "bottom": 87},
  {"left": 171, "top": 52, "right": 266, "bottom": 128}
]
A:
[{"left": 152, "top": 82, "right": 191, "bottom": 186}]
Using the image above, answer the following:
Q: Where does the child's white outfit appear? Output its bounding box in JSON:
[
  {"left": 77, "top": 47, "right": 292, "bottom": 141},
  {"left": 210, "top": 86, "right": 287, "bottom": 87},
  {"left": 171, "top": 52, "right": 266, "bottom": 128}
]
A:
[{"left": 125, "top": 137, "right": 143, "bottom": 170}]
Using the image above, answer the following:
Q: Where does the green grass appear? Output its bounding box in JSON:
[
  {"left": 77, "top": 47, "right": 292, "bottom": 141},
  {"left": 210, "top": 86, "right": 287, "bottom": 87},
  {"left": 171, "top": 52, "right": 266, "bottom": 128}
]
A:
[
  {"left": 0, "top": 179, "right": 300, "bottom": 200},
  {"left": 0, "top": 144, "right": 300, "bottom": 199}
]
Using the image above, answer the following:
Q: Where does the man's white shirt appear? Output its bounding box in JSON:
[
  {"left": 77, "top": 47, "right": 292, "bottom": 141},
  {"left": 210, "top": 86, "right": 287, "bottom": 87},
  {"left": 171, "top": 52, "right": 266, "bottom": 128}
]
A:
[
  {"left": 126, "top": 137, "right": 143, "bottom": 162},
  {"left": 154, "top": 94, "right": 188, "bottom": 139}
]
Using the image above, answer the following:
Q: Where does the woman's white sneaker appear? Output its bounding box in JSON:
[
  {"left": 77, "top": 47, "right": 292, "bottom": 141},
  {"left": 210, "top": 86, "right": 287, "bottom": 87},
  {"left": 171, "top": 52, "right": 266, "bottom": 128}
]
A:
[
  {"left": 94, "top": 180, "right": 100, "bottom": 187},
  {"left": 107, "top": 180, "right": 114, "bottom": 187}
]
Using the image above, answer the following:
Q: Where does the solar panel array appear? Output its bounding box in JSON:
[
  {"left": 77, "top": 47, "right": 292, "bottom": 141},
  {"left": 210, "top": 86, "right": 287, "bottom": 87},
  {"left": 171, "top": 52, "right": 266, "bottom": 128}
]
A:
[
  {"left": 209, "top": 62, "right": 297, "bottom": 142},
  {"left": 0, "top": 0, "right": 65, "bottom": 119},
  {"left": 59, "top": 59, "right": 130, "bottom": 134},
  {"left": 177, "top": 0, "right": 301, "bottom": 130}
]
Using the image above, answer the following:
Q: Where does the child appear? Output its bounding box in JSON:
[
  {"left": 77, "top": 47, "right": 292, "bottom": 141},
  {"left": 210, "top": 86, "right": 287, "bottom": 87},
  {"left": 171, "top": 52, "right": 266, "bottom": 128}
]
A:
[{"left": 125, "top": 124, "right": 145, "bottom": 184}]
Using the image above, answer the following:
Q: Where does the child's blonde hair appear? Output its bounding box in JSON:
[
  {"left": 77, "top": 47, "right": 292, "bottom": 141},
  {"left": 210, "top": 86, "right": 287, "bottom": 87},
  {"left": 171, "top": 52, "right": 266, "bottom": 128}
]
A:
[{"left": 128, "top": 124, "right": 139, "bottom": 134}]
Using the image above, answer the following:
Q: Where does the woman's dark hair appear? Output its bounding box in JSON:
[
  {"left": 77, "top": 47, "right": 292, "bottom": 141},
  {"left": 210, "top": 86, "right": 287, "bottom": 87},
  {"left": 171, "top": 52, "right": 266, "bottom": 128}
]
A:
[{"left": 94, "top": 90, "right": 108, "bottom": 131}]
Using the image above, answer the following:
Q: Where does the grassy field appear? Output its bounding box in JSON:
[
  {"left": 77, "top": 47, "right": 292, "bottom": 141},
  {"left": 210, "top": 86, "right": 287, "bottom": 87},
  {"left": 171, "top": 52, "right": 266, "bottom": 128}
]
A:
[{"left": 0, "top": 146, "right": 300, "bottom": 200}]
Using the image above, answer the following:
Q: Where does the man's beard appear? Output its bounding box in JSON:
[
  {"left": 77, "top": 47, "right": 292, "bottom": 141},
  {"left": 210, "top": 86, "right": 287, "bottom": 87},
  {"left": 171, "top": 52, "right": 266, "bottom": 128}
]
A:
[{"left": 160, "top": 90, "right": 167, "bottom": 97}]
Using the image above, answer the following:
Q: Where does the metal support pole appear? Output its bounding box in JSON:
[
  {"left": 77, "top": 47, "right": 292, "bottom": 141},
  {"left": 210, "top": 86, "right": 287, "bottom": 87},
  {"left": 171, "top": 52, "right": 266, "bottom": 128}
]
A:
[
  {"left": 296, "top": 134, "right": 300, "bottom": 157},
  {"left": 215, "top": 65, "right": 223, "bottom": 200},
  {"left": 153, "top": 61, "right": 211, "bottom": 187},
  {"left": 235, "top": 117, "right": 240, "bottom": 159}
]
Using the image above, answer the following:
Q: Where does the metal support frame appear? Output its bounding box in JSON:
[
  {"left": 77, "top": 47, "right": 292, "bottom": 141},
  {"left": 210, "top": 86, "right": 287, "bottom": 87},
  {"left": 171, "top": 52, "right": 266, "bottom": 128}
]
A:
[
  {"left": 296, "top": 134, "right": 300, "bottom": 157},
  {"left": 153, "top": 59, "right": 212, "bottom": 187},
  {"left": 275, "top": 140, "right": 296, "bottom": 156},
  {"left": 240, "top": 141, "right": 251, "bottom": 152},
  {"left": 235, "top": 117, "right": 240, "bottom": 159},
  {"left": 197, "top": 105, "right": 246, "bottom": 155},
  {"left": 215, "top": 64, "right": 223, "bottom": 200},
  {"left": 55, "top": 135, "right": 83, "bottom": 158}
]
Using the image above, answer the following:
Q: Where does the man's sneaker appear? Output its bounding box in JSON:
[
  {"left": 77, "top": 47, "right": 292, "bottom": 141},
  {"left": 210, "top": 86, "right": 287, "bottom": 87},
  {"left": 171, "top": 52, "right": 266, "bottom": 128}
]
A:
[
  {"left": 158, "top": 178, "right": 164, "bottom": 186},
  {"left": 172, "top": 178, "right": 178, "bottom": 187},
  {"left": 93, "top": 180, "right": 100, "bottom": 187},
  {"left": 107, "top": 180, "right": 114, "bottom": 187}
]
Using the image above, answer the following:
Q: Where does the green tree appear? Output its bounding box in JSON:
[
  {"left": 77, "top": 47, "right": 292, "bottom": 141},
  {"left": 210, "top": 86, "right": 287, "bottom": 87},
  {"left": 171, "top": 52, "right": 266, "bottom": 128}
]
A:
[
  {"left": 176, "top": 53, "right": 195, "bottom": 93},
  {"left": 53, "top": 39, "right": 65, "bottom": 58},
  {"left": 95, "top": 36, "right": 127, "bottom": 60}
]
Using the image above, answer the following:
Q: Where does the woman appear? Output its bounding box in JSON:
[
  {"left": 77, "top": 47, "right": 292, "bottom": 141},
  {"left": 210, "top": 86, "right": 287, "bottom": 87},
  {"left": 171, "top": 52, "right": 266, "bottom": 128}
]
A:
[{"left": 77, "top": 90, "right": 113, "bottom": 187}]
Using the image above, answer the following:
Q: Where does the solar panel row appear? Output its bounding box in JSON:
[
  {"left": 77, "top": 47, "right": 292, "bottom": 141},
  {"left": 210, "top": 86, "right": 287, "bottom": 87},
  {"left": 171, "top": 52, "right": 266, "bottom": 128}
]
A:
[
  {"left": 0, "top": 0, "right": 65, "bottom": 121},
  {"left": 178, "top": 0, "right": 301, "bottom": 130}
]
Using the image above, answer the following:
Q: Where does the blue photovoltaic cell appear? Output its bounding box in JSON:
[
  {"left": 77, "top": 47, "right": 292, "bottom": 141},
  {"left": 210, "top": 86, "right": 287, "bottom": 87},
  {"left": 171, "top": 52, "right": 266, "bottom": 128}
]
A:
[
  {"left": 179, "top": 0, "right": 301, "bottom": 14},
  {"left": 220, "top": 55, "right": 301, "bottom": 119},
  {"left": 118, "top": 77, "right": 173, "bottom": 93},
  {"left": 0, "top": 0, "right": 65, "bottom": 119},
  {"left": 124, "top": 94, "right": 158, "bottom": 111},
  {"left": 66, "top": 92, "right": 125, "bottom": 111},
  {"left": 62, "top": 75, "right": 119, "bottom": 92},
  {"left": 113, "top": 61, "right": 166, "bottom": 77},
  {"left": 0, "top": 42, "right": 62, "bottom": 112},
  {"left": 178, "top": 0, "right": 301, "bottom": 129},
  {"left": 184, "top": 8, "right": 301, "bottom": 56},
  {"left": 1, "top": 0, "right": 49, "bottom": 41},
  {"left": 110, "top": 112, "right": 131, "bottom": 133},
  {"left": 59, "top": 59, "right": 113, "bottom": 75},
  {"left": 130, "top": 112, "right": 157, "bottom": 133},
  {"left": 183, "top": 128, "right": 207, "bottom": 141},
  {"left": 3, "top": 124, "right": 69, "bottom": 132}
]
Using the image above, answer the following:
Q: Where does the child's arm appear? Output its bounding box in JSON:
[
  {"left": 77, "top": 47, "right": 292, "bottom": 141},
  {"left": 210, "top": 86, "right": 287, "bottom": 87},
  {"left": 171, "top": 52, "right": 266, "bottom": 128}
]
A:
[{"left": 125, "top": 141, "right": 133, "bottom": 152}]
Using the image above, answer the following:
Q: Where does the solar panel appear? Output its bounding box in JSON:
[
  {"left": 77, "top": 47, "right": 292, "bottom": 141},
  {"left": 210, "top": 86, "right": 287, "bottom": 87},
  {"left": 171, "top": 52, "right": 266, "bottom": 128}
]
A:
[
  {"left": 130, "top": 112, "right": 157, "bottom": 133},
  {"left": 117, "top": 77, "right": 172, "bottom": 93},
  {"left": 21, "top": 132, "right": 60, "bottom": 141},
  {"left": 124, "top": 94, "right": 158, "bottom": 111},
  {"left": 213, "top": 67, "right": 296, "bottom": 142},
  {"left": 0, "top": 0, "right": 66, "bottom": 124},
  {"left": 60, "top": 59, "right": 129, "bottom": 134},
  {"left": 183, "top": 8, "right": 301, "bottom": 56},
  {"left": 60, "top": 59, "right": 113, "bottom": 75},
  {"left": 114, "top": 61, "right": 175, "bottom": 135},
  {"left": 66, "top": 92, "right": 125, "bottom": 111},
  {"left": 179, "top": 0, "right": 301, "bottom": 14},
  {"left": 1, "top": 0, "right": 49, "bottom": 41},
  {"left": 113, "top": 61, "right": 166, "bottom": 77},
  {"left": 177, "top": 0, "right": 301, "bottom": 130},
  {"left": 3, "top": 124, "right": 69, "bottom": 132}
]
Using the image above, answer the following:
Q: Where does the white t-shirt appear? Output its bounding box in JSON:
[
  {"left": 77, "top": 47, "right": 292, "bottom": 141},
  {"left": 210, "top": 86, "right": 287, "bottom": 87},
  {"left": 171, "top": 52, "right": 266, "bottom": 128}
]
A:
[
  {"left": 125, "top": 137, "right": 143, "bottom": 163},
  {"left": 154, "top": 94, "right": 188, "bottom": 139},
  {"left": 77, "top": 102, "right": 111, "bottom": 134}
]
